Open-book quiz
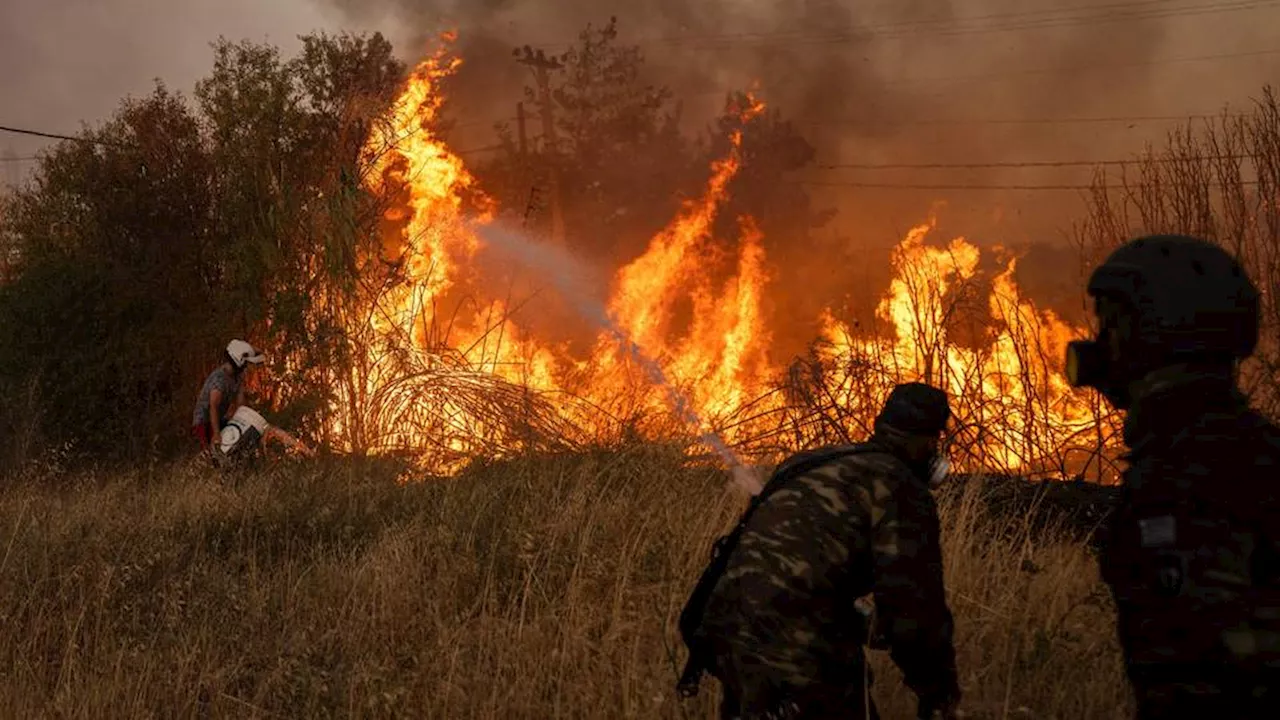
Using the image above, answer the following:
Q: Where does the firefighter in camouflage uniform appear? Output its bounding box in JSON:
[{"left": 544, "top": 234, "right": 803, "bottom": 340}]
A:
[
  {"left": 1066, "top": 234, "right": 1280, "bottom": 719},
  {"left": 694, "top": 382, "right": 962, "bottom": 719}
]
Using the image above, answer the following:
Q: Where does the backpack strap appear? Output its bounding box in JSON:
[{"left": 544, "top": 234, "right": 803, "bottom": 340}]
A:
[{"left": 676, "top": 443, "right": 878, "bottom": 699}]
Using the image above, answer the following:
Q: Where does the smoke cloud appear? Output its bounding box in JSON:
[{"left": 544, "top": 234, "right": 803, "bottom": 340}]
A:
[
  {"left": 6, "top": 0, "right": 1278, "bottom": 322},
  {"left": 320, "top": 1, "right": 1171, "bottom": 183},
  {"left": 313, "top": 0, "right": 1191, "bottom": 322}
]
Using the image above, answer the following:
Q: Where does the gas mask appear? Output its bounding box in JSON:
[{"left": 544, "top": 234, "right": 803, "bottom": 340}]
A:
[
  {"left": 1065, "top": 297, "right": 1140, "bottom": 409},
  {"left": 924, "top": 430, "right": 953, "bottom": 489},
  {"left": 927, "top": 454, "right": 951, "bottom": 489},
  {"left": 1066, "top": 338, "right": 1132, "bottom": 409},
  {"left": 1065, "top": 339, "right": 1105, "bottom": 389}
]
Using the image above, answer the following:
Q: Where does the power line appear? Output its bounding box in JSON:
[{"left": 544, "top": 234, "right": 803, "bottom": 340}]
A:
[
  {"left": 900, "top": 47, "right": 1280, "bottom": 87},
  {"left": 817, "top": 153, "right": 1257, "bottom": 170},
  {"left": 601, "top": 46, "right": 1280, "bottom": 104},
  {"left": 799, "top": 180, "right": 1093, "bottom": 191},
  {"left": 689, "top": 1, "right": 1280, "bottom": 48},
  {"left": 632, "top": 0, "right": 1181, "bottom": 45},
  {"left": 453, "top": 111, "right": 1246, "bottom": 133},
  {"left": 0, "top": 156, "right": 39, "bottom": 163},
  {"left": 805, "top": 113, "right": 1246, "bottom": 127},
  {"left": 794, "top": 178, "right": 1261, "bottom": 191},
  {"left": 521, "top": 0, "right": 1280, "bottom": 52},
  {"left": 0, "top": 124, "right": 122, "bottom": 147},
  {"left": 714, "top": 47, "right": 1280, "bottom": 97}
]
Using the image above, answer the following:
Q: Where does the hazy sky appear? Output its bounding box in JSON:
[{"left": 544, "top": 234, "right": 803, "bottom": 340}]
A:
[
  {"left": 4, "top": 0, "right": 1280, "bottom": 249},
  {"left": 0, "top": 0, "right": 404, "bottom": 181}
]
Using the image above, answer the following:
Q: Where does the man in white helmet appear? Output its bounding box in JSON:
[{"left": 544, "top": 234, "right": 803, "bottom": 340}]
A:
[{"left": 191, "top": 339, "right": 264, "bottom": 455}]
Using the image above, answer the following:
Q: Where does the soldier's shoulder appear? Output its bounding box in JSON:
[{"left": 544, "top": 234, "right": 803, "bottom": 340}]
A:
[
  {"left": 770, "top": 445, "right": 908, "bottom": 499},
  {"left": 774, "top": 443, "right": 899, "bottom": 473}
]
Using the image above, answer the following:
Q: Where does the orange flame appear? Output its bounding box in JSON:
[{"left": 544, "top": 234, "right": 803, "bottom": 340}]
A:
[
  {"left": 342, "top": 41, "right": 1120, "bottom": 481},
  {"left": 589, "top": 94, "right": 768, "bottom": 419},
  {"left": 815, "top": 219, "right": 1115, "bottom": 479}
]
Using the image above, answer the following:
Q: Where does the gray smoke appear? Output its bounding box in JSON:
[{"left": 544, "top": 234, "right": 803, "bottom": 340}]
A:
[
  {"left": 8, "top": 0, "right": 1275, "bottom": 314},
  {"left": 321, "top": 1, "right": 1167, "bottom": 153},
  {"left": 316, "top": 0, "right": 1198, "bottom": 251}
]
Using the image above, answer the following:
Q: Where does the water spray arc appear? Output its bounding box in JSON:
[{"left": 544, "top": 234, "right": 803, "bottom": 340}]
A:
[{"left": 474, "top": 222, "right": 764, "bottom": 494}]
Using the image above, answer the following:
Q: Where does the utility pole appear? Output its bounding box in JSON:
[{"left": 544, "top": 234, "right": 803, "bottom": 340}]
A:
[
  {"left": 514, "top": 46, "right": 565, "bottom": 248},
  {"left": 516, "top": 101, "right": 528, "bottom": 158}
]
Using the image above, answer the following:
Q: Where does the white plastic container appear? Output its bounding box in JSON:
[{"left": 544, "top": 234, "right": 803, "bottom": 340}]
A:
[{"left": 219, "top": 406, "right": 268, "bottom": 455}]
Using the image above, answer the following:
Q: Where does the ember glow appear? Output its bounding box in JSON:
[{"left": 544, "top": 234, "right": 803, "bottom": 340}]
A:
[{"left": 337, "top": 38, "right": 1122, "bottom": 481}]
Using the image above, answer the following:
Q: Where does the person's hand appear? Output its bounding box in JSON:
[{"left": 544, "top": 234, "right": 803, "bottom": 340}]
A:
[
  {"left": 286, "top": 436, "right": 315, "bottom": 457},
  {"left": 209, "top": 444, "right": 230, "bottom": 469}
]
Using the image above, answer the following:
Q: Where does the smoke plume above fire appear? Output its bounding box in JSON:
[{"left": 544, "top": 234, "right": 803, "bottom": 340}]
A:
[
  {"left": 321, "top": 0, "right": 1169, "bottom": 185},
  {"left": 311, "top": 0, "right": 1219, "bottom": 329}
]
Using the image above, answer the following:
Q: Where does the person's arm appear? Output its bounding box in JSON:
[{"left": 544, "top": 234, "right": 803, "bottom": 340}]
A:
[
  {"left": 208, "top": 387, "right": 225, "bottom": 439},
  {"left": 863, "top": 473, "right": 960, "bottom": 716},
  {"left": 231, "top": 385, "right": 245, "bottom": 418},
  {"left": 265, "top": 425, "right": 314, "bottom": 456}
]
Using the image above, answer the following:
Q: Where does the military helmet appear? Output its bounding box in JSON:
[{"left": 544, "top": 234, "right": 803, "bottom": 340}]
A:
[
  {"left": 874, "top": 382, "right": 951, "bottom": 436},
  {"left": 1086, "top": 234, "right": 1259, "bottom": 364}
]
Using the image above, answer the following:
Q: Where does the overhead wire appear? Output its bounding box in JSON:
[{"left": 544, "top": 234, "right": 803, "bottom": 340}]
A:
[
  {"left": 817, "top": 154, "right": 1257, "bottom": 170},
  {"left": 792, "top": 178, "right": 1262, "bottom": 191},
  {"left": 0, "top": 124, "right": 124, "bottom": 147},
  {"left": 805, "top": 113, "right": 1245, "bottom": 127},
  {"left": 4, "top": 0, "right": 1275, "bottom": 191},
  {"left": 451, "top": 111, "right": 1249, "bottom": 131},
  {"left": 679, "top": 1, "right": 1280, "bottom": 48},
  {"left": 517, "top": 0, "right": 1280, "bottom": 52}
]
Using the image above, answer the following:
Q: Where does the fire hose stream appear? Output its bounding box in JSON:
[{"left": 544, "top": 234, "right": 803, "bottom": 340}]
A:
[{"left": 473, "top": 220, "right": 763, "bottom": 495}]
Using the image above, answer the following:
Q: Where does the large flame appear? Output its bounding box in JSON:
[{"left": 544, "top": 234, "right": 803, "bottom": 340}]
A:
[
  {"left": 586, "top": 95, "right": 769, "bottom": 423},
  {"left": 339, "top": 39, "right": 1121, "bottom": 482},
  {"left": 814, "top": 223, "right": 1116, "bottom": 479}
]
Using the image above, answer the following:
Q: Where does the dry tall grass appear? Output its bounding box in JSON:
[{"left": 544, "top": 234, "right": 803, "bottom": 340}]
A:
[{"left": 0, "top": 449, "right": 1129, "bottom": 719}]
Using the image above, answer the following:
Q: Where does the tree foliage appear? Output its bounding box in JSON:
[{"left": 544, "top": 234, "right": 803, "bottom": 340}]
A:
[
  {"left": 0, "top": 32, "right": 404, "bottom": 466},
  {"left": 476, "top": 18, "right": 695, "bottom": 268},
  {"left": 0, "top": 20, "right": 831, "bottom": 470}
]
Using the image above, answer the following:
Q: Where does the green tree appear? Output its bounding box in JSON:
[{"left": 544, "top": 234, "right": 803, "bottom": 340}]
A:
[
  {"left": 0, "top": 32, "right": 405, "bottom": 467},
  {"left": 194, "top": 32, "right": 404, "bottom": 445},
  {"left": 0, "top": 85, "right": 214, "bottom": 461}
]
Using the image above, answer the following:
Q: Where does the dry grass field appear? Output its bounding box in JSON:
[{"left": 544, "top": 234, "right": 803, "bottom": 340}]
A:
[{"left": 0, "top": 447, "right": 1130, "bottom": 719}]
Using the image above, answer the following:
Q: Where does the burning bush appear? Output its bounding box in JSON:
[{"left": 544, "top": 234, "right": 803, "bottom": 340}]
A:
[{"left": 328, "top": 35, "right": 1124, "bottom": 482}]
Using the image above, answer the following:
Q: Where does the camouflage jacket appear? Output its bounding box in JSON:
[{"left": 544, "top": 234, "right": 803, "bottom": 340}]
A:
[
  {"left": 701, "top": 440, "right": 960, "bottom": 709},
  {"left": 1101, "top": 369, "right": 1280, "bottom": 690}
]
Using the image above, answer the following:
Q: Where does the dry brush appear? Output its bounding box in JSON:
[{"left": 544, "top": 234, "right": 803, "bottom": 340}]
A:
[{"left": 0, "top": 451, "right": 1129, "bottom": 719}]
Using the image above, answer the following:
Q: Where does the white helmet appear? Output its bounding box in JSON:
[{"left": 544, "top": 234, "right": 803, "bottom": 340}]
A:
[
  {"left": 226, "top": 339, "right": 265, "bottom": 368},
  {"left": 219, "top": 406, "right": 268, "bottom": 455}
]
